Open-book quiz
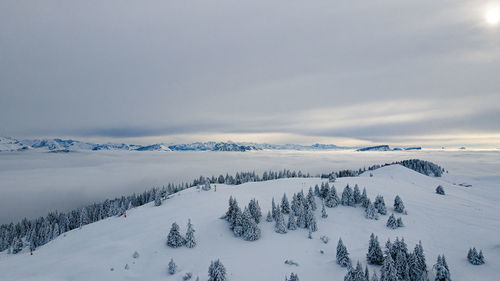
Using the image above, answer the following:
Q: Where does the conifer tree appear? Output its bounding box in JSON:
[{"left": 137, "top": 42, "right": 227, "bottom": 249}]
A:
[
  {"left": 380, "top": 255, "right": 397, "bottom": 281},
  {"left": 306, "top": 207, "right": 317, "bottom": 232},
  {"left": 266, "top": 211, "right": 273, "bottom": 222},
  {"left": 353, "top": 184, "right": 361, "bottom": 204},
  {"left": 167, "top": 222, "right": 185, "bottom": 248},
  {"left": 414, "top": 241, "right": 428, "bottom": 280},
  {"left": 371, "top": 272, "right": 379, "bottom": 281},
  {"left": 361, "top": 188, "right": 369, "bottom": 208},
  {"left": 248, "top": 199, "right": 262, "bottom": 223},
  {"left": 435, "top": 185, "right": 445, "bottom": 195},
  {"left": 208, "top": 259, "right": 227, "bottom": 281},
  {"left": 307, "top": 188, "right": 317, "bottom": 211},
  {"left": 288, "top": 273, "right": 299, "bottom": 281},
  {"left": 314, "top": 184, "right": 320, "bottom": 196},
  {"left": 232, "top": 207, "right": 244, "bottom": 237},
  {"left": 394, "top": 195, "right": 406, "bottom": 214},
  {"left": 341, "top": 185, "right": 355, "bottom": 206},
  {"left": 320, "top": 182, "right": 330, "bottom": 199},
  {"left": 325, "top": 186, "right": 339, "bottom": 208},
  {"left": 281, "top": 194, "right": 291, "bottom": 214},
  {"left": 79, "top": 207, "right": 89, "bottom": 228},
  {"left": 287, "top": 214, "right": 297, "bottom": 230},
  {"left": 365, "top": 200, "right": 378, "bottom": 220},
  {"left": 12, "top": 237, "right": 23, "bottom": 254},
  {"left": 365, "top": 266, "right": 370, "bottom": 281},
  {"left": 478, "top": 250, "right": 485, "bottom": 265},
  {"left": 395, "top": 250, "right": 410, "bottom": 281},
  {"left": 433, "top": 255, "right": 451, "bottom": 281},
  {"left": 272, "top": 198, "right": 278, "bottom": 220},
  {"left": 185, "top": 219, "right": 196, "bottom": 248},
  {"left": 296, "top": 203, "right": 306, "bottom": 228},
  {"left": 321, "top": 202, "right": 328, "bottom": 218},
  {"left": 154, "top": 189, "right": 162, "bottom": 206},
  {"left": 367, "top": 233, "right": 384, "bottom": 265},
  {"left": 168, "top": 258, "right": 177, "bottom": 275},
  {"left": 397, "top": 217, "right": 404, "bottom": 227},
  {"left": 242, "top": 207, "right": 261, "bottom": 241},
  {"left": 374, "top": 195, "right": 387, "bottom": 215},
  {"left": 274, "top": 206, "right": 287, "bottom": 234},
  {"left": 337, "top": 238, "right": 351, "bottom": 267},
  {"left": 387, "top": 214, "right": 398, "bottom": 229}
]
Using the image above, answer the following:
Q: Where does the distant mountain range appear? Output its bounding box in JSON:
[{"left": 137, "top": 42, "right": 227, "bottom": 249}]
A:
[
  {"left": 356, "top": 145, "right": 422, "bottom": 151},
  {"left": 0, "top": 136, "right": 421, "bottom": 153}
]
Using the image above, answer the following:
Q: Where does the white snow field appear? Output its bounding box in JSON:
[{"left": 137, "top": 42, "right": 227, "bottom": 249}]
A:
[{"left": 1, "top": 164, "right": 499, "bottom": 281}]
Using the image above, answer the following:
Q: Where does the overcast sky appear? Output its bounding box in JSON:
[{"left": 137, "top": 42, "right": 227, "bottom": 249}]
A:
[{"left": 1, "top": 0, "right": 499, "bottom": 147}]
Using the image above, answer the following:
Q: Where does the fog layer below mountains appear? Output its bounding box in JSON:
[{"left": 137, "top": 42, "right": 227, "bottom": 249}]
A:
[{"left": 1, "top": 150, "right": 498, "bottom": 224}]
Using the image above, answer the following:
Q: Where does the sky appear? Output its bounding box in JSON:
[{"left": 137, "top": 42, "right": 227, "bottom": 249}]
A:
[{"left": 1, "top": 0, "right": 499, "bottom": 148}]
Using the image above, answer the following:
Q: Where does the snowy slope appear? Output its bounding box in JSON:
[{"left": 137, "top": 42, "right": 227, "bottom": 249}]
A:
[{"left": 1, "top": 165, "right": 499, "bottom": 281}]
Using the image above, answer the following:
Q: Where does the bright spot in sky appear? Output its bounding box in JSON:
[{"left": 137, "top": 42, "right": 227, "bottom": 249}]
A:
[{"left": 485, "top": 8, "right": 500, "bottom": 25}]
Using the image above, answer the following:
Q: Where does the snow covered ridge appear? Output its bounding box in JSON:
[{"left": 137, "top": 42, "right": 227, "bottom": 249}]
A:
[
  {"left": 0, "top": 159, "right": 443, "bottom": 256},
  {"left": 357, "top": 145, "right": 422, "bottom": 151},
  {"left": 0, "top": 137, "right": 356, "bottom": 152},
  {"left": 2, "top": 162, "right": 497, "bottom": 281}
]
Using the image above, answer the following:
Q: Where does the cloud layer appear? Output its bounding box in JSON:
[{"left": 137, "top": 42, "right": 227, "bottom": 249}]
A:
[{"left": 1, "top": 0, "right": 499, "bottom": 147}]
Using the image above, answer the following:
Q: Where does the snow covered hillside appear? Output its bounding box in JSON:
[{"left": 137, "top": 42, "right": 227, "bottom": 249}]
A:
[{"left": 1, "top": 165, "right": 499, "bottom": 281}]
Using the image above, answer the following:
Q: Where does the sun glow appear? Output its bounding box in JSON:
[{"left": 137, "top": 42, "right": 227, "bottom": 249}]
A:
[{"left": 485, "top": 8, "right": 500, "bottom": 25}]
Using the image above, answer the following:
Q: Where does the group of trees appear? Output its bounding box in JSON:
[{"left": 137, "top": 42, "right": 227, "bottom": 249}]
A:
[
  {"left": 224, "top": 197, "right": 262, "bottom": 241},
  {"left": 1, "top": 190, "right": 158, "bottom": 254},
  {"left": 386, "top": 214, "right": 404, "bottom": 230},
  {"left": 341, "top": 235, "right": 435, "bottom": 281},
  {"left": 166, "top": 220, "right": 196, "bottom": 248},
  {"left": 467, "top": 248, "right": 485, "bottom": 265},
  {"left": 320, "top": 159, "right": 444, "bottom": 180},
  {"left": 269, "top": 188, "right": 319, "bottom": 236}
]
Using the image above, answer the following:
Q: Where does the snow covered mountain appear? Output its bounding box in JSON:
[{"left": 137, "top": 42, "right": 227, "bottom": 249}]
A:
[
  {"left": 1, "top": 164, "right": 498, "bottom": 281},
  {"left": 358, "top": 145, "right": 423, "bottom": 152},
  {"left": 0, "top": 137, "right": 357, "bottom": 153},
  {"left": 0, "top": 137, "right": 30, "bottom": 152}
]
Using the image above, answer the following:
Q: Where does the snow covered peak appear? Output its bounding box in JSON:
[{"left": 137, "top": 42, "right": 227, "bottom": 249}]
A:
[{"left": 0, "top": 136, "right": 30, "bottom": 152}]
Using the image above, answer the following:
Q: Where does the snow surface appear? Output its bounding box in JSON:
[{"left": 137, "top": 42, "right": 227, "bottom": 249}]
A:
[{"left": 1, "top": 165, "right": 499, "bottom": 281}]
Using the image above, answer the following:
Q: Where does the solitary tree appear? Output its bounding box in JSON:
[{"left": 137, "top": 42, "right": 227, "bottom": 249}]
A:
[
  {"left": 436, "top": 186, "right": 445, "bottom": 195},
  {"left": 168, "top": 258, "right": 177, "bottom": 275}
]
